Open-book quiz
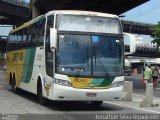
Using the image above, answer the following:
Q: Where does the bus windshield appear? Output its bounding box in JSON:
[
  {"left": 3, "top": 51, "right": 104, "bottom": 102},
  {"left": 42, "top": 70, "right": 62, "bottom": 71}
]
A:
[
  {"left": 56, "top": 34, "right": 123, "bottom": 77},
  {"left": 56, "top": 14, "right": 121, "bottom": 34}
]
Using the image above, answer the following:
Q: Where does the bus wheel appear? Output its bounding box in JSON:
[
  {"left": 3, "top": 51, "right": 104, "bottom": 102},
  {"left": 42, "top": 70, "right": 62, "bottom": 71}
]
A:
[
  {"left": 11, "top": 77, "right": 18, "bottom": 93},
  {"left": 91, "top": 101, "right": 103, "bottom": 107},
  {"left": 38, "top": 82, "right": 47, "bottom": 105}
]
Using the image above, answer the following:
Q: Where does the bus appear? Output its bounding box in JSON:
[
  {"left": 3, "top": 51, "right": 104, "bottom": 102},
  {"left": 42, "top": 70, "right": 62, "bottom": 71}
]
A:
[{"left": 6, "top": 10, "right": 124, "bottom": 106}]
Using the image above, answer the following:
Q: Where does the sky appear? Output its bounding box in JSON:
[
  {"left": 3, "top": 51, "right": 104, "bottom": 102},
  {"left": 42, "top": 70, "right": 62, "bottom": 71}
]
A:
[
  {"left": 121, "top": 0, "right": 160, "bottom": 43},
  {"left": 0, "top": 0, "right": 160, "bottom": 42},
  {"left": 122, "top": 0, "right": 160, "bottom": 24}
]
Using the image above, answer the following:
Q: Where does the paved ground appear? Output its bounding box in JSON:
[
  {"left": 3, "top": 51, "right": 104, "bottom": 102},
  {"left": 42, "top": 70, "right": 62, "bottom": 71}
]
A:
[
  {"left": 125, "top": 73, "right": 160, "bottom": 97},
  {"left": 1, "top": 71, "right": 160, "bottom": 120}
]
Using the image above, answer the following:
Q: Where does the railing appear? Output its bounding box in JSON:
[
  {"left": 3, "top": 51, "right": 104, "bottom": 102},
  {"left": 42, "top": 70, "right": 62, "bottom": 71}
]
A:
[
  {"left": 121, "top": 19, "right": 154, "bottom": 26},
  {"left": 136, "top": 43, "right": 159, "bottom": 52},
  {"left": 1, "top": 0, "right": 29, "bottom": 8},
  {"left": 0, "top": 36, "right": 8, "bottom": 40}
]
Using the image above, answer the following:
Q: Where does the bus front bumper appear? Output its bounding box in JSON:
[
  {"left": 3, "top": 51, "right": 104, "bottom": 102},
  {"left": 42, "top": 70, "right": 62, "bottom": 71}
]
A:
[{"left": 52, "top": 84, "right": 123, "bottom": 101}]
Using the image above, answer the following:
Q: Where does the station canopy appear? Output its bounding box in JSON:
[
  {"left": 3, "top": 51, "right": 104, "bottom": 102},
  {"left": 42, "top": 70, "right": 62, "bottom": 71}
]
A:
[{"left": 32, "top": 0, "right": 149, "bottom": 15}]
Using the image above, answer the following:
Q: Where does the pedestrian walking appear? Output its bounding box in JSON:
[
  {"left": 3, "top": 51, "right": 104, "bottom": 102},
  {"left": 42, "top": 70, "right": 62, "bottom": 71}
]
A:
[
  {"left": 143, "top": 63, "right": 152, "bottom": 84},
  {"left": 152, "top": 66, "right": 159, "bottom": 87}
]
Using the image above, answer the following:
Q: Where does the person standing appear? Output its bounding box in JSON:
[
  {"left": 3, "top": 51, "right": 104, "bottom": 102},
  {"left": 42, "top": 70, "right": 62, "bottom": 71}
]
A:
[
  {"left": 144, "top": 63, "right": 152, "bottom": 84},
  {"left": 152, "top": 67, "right": 159, "bottom": 87}
]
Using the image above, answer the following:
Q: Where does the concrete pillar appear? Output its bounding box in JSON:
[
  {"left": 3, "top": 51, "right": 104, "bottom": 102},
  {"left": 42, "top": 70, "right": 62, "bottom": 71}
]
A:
[
  {"left": 32, "top": 6, "right": 40, "bottom": 19},
  {"left": 140, "top": 83, "right": 153, "bottom": 107},
  {"left": 31, "top": 0, "right": 40, "bottom": 19},
  {"left": 123, "top": 81, "right": 133, "bottom": 101}
]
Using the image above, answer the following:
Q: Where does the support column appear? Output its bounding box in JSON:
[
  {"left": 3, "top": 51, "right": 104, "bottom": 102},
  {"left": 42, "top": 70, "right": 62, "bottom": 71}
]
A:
[
  {"left": 31, "top": 0, "right": 40, "bottom": 19},
  {"left": 32, "top": 6, "right": 40, "bottom": 19},
  {"left": 123, "top": 81, "right": 133, "bottom": 101},
  {"left": 140, "top": 83, "right": 153, "bottom": 107}
]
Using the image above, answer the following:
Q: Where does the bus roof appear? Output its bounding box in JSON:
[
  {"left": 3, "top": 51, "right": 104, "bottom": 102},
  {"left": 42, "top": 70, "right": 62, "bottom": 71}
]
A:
[
  {"left": 10, "top": 10, "right": 119, "bottom": 34},
  {"left": 47, "top": 10, "right": 119, "bottom": 18}
]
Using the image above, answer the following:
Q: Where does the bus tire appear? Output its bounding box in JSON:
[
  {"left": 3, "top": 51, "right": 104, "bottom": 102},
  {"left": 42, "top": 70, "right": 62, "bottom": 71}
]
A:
[
  {"left": 91, "top": 101, "right": 103, "bottom": 107},
  {"left": 11, "top": 75, "right": 18, "bottom": 94},
  {"left": 38, "top": 81, "right": 47, "bottom": 105}
]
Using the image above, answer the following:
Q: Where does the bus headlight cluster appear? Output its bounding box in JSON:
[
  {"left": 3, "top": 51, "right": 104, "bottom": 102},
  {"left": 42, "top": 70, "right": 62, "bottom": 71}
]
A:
[
  {"left": 54, "top": 79, "right": 72, "bottom": 87},
  {"left": 112, "top": 81, "right": 124, "bottom": 88}
]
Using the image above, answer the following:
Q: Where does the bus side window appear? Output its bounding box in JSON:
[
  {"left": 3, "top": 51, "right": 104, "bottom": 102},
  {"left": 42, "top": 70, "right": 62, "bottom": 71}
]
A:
[
  {"left": 37, "top": 19, "right": 45, "bottom": 46},
  {"left": 45, "top": 15, "right": 54, "bottom": 77},
  {"left": 17, "top": 30, "right": 23, "bottom": 49},
  {"left": 14, "top": 33, "right": 18, "bottom": 50},
  {"left": 22, "top": 28, "right": 27, "bottom": 49},
  {"left": 31, "top": 23, "right": 36, "bottom": 46},
  {"left": 30, "top": 22, "right": 39, "bottom": 47},
  {"left": 8, "top": 34, "right": 13, "bottom": 51},
  {"left": 27, "top": 26, "right": 32, "bottom": 48}
]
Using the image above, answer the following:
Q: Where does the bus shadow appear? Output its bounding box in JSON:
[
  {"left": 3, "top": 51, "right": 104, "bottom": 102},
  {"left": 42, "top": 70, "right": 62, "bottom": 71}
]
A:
[
  {"left": 47, "top": 101, "right": 125, "bottom": 112},
  {"left": 7, "top": 88, "right": 125, "bottom": 112}
]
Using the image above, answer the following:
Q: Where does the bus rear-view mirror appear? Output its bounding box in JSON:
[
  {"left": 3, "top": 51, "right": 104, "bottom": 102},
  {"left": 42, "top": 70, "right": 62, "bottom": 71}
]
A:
[{"left": 50, "top": 28, "right": 57, "bottom": 51}]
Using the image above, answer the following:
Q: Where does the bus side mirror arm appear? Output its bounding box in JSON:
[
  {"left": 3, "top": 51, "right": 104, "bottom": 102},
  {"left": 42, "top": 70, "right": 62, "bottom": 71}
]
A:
[{"left": 50, "top": 28, "right": 57, "bottom": 51}]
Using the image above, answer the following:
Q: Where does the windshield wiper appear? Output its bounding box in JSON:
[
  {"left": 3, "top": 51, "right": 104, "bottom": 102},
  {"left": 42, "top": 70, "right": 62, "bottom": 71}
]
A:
[
  {"left": 75, "top": 47, "right": 110, "bottom": 78},
  {"left": 96, "top": 56, "right": 110, "bottom": 78},
  {"left": 75, "top": 56, "right": 89, "bottom": 76},
  {"left": 93, "top": 47, "right": 110, "bottom": 78}
]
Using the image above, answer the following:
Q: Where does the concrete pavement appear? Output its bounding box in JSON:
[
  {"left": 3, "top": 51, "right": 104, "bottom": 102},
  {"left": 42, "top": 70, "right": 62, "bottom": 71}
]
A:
[
  {"left": 125, "top": 73, "right": 160, "bottom": 97},
  {"left": 108, "top": 93, "right": 160, "bottom": 114},
  {"left": 0, "top": 89, "right": 63, "bottom": 114},
  {"left": 1, "top": 71, "right": 160, "bottom": 120}
]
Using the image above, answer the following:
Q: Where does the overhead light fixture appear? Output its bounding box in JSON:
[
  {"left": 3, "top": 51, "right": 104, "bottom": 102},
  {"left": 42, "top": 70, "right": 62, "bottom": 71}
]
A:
[{"left": 0, "top": 16, "right": 8, "bottom": 20}]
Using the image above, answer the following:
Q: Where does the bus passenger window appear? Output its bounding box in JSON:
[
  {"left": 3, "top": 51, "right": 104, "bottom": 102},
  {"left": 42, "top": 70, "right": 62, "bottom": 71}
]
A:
[
  {"left": 37, "top": 19, "right": 45, "bottom": 46},
  {"left": 45, "top": 15, "right": 54, "bottom": 77}
]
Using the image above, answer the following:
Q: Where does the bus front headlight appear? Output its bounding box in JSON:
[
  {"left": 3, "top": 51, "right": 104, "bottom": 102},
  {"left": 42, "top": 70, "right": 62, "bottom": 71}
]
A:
[
  {"left": 54, "top": 79, "right": 72, "bottom": 87},
  {"left": 112, "top": 81, "right": 124, "bottom": 88}
]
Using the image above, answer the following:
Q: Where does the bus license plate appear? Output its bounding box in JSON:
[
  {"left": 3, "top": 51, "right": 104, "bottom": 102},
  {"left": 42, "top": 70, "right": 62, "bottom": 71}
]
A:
[{"left": 86, "top": 93, "right": 97, "bottom": 97}]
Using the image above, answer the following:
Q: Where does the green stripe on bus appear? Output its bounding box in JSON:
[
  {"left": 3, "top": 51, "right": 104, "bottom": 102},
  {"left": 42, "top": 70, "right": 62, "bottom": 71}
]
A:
[
  {"left": 90, "top": 78, "right": 114, "bottom": 87},
  {"left": 32, "top": 15, "right": 45, "bottom": 23},
  {"left": 10, "top": 15, "right": 45, "bottom": 33},
  {"left": 21, "top": 48, "right": 36, "bottom": 83}
]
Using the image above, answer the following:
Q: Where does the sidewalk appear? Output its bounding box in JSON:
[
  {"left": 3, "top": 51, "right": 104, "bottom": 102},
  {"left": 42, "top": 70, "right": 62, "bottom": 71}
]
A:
[
  {"left": 108, "top": 93, "right": 160, "bottom": 114},
  {"left": 0, "top": 84, "right": 4, "bottom": 90}
]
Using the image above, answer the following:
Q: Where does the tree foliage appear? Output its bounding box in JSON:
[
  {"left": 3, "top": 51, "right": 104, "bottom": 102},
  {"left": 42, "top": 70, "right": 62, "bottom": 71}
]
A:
[{"left": 151, "top": 22, "right": 160, "bottom": 47}]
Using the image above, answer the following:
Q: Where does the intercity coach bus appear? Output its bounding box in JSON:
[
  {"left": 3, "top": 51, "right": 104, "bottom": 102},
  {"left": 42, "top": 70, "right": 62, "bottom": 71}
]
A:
[{"left": 6, "top": 10, "right": 124, "bottom": 106}]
